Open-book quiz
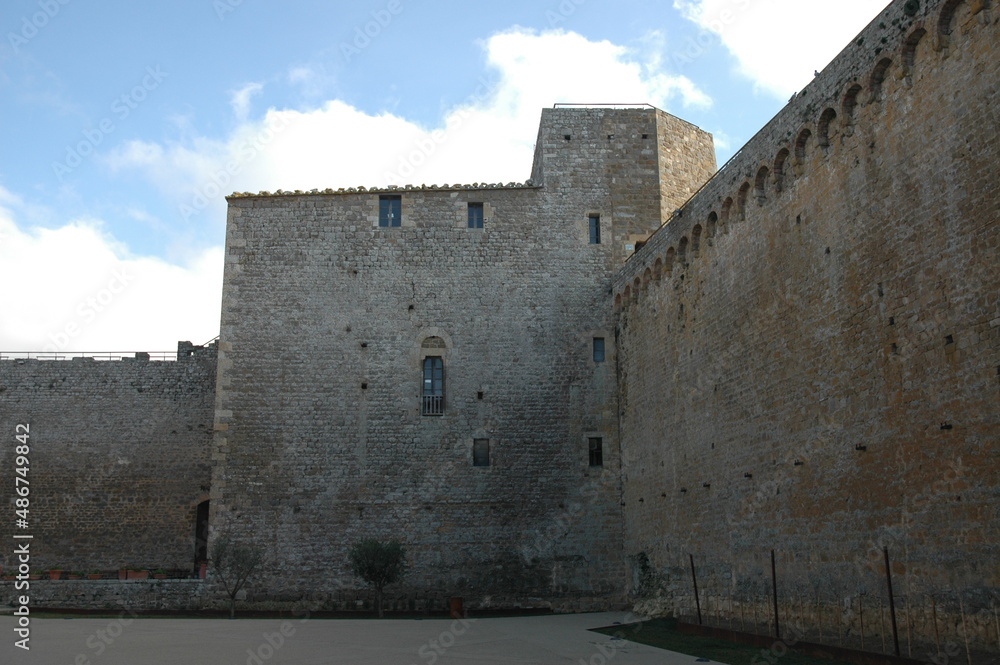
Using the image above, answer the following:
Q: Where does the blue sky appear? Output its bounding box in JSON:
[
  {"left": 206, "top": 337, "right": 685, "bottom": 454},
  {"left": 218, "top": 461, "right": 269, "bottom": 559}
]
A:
[{"left": 0, "top": 0, "right": 889, "bottom": 353}]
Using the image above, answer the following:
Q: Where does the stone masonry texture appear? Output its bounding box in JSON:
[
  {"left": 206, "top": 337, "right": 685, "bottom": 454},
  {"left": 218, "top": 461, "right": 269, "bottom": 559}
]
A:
[
  {"left": 612, "top": 0, "right": 998, "bottom": 652},
  {"left": 1, "top": 0, "right": 996, "bottom": 653},
  {"left": 211, "top": 107, "right": 715, "bottom": 612},
  {"left": 0, "top": 344, "right": 216, "bottom": 573}
]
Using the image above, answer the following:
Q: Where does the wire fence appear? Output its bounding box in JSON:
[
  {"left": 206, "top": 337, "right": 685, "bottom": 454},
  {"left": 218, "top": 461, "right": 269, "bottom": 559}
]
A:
[{"left": 675, "top": 551, "right": 1000, "bottom": 665}]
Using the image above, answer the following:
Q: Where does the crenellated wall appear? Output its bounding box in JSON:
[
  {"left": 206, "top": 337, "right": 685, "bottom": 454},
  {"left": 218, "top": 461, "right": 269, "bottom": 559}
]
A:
[{"left": 613, "top": 0, "right": 998, "bottom": 652}]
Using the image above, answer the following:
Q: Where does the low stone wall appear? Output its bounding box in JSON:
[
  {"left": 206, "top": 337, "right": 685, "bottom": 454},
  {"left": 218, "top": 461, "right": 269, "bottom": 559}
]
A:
[
  {"left": 2, "top": 579, "right": 209, "bottom": 612},
  {"left": 2, "top": 578, "right": 621, "bottom": 614}
]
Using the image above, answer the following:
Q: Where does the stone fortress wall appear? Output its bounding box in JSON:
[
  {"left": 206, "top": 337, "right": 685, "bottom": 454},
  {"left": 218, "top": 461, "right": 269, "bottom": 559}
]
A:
[
  {"left": 210, "top": 106, "right": 715, "bottom": 611},
  {"left": 0, "top": 343, "right": 216, "bottom": 574},
  {"left": 0, "top": 0, "right": 994, "bottom": 646},
  {"left": 612, "top": 0, "right": 998, "bottom": 650}
]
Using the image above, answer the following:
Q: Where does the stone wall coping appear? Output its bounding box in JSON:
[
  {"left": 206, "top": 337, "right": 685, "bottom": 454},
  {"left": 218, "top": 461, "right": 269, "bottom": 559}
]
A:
[{"left": 227, "top": 182, "right": 541, "bottom": 199}]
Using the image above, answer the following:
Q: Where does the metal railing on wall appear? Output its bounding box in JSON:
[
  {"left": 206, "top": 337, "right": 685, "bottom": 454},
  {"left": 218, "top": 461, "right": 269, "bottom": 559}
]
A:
[
  {"left": 421, "top": 395, "right": 444, "bottom": 416},
  {"left": 0, "top": 351, "right": 179, "bottom": 361},
  {"left": 1, "top": 336, "right": 219, "bottom": 362}
]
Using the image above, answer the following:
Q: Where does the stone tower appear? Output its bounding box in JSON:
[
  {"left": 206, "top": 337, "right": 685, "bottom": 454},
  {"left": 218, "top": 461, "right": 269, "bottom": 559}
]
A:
[{"left": 209, "top": 105, "right": 715, "bottom": 609}]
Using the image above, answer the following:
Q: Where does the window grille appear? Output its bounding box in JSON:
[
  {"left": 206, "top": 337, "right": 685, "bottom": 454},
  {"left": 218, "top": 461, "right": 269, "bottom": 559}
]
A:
[{"left": 422, "top": 356, "right": 444, "bottom": 415}]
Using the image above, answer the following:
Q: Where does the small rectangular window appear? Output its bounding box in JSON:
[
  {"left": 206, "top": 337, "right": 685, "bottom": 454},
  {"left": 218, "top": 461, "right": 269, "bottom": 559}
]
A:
[
  {"left": 473, "top": 438, "right": 490, "bottom": 467},
  {"left": 379, "top": 195, "right": 401, "bottom": 227},
  {"left": 589, "top": 214, "right": 601, "bottom": 244},
  {"left": 593, "top": 338, "right": 605, "bottom": 362},
  {"left": 468, "top": 202, "right": 484, "bottom": 229},
  {"left": 588, "top": 437, "right": 603, "bottom": 467}
]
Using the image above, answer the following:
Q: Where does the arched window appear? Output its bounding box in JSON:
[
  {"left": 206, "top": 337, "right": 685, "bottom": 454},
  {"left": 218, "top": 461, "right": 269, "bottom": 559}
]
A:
[
  {"left": 773, "top": 149, "right": 790, "bottom": 192},
  {"left": 937, "top": 0, "right": 963, "bottom": 51},
  {"left": 818, "top": 108, "right": 838, "bottom": 149},
  {"left": 737, "top": 183, "right": 750, "bottom": 220},
  {"left": 794, "top": 129, "right": 812, "bottom": 174},
  {"left": 706, "top": 212, "right": 718, "bottom": 239},
  {"left": 754, "top": 166, "right": 770, "bottom": 204},
  {"left": 420, "top": 336, "right": 447, "bottom": 416},
  {"left": 422, "top": 356, "right": 444, "bottom": 416},
  {"left": 869, "top": 58, "right": 893, "bottom": 103},
  {"left": 841, "top": 85, "right": 862, "bottom": 135},
  {"left": 902, "top": 28, "right": 927, "bottom": 82},
  {"left": 721, "top": 198, "right": 733, "bottom": 234}
]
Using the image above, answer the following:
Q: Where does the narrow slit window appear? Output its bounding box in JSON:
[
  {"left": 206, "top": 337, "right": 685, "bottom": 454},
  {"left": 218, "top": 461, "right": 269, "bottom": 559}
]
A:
[
  {"left": 379, "top": 195, "right": 401, "bottom": 227},
  {"left": 589, "top": 214, "right": 601, "bottom": 244},
  {"left": 588, "top": 437, "right": 603, "bottom": 467},
  {"left": 473, "top": 439, "right": 490, "bottom": 467},
  {"left": 468, "top": 202, "right": 484, "bottom": 229},
  {"left": 593, "top": 338, "right": 605, "bottom": 362},
  {"left": 421, "top": 356, "right": 444, "bottom": 416}
]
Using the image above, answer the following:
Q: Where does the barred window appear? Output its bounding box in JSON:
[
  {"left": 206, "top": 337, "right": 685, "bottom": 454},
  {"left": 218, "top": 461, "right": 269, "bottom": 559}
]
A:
[{"left": 421, "top": 356, "right": 444, "bottom": 416}]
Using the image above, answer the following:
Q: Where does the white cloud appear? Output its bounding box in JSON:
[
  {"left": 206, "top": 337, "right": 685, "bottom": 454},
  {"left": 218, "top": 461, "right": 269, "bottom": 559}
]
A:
[
  {"left": 2, "top": 29, "right": 719, "bottom": 353},
  {"left": 709, "top": 128, "right": 732, "bottom": 152},
  {"left": 287, "top": 65, "right": 337, "bottom": 99},
  {"left": 230, "top": 82, "right": 264, "bottom": 122},
  {"left": 483, "top": 28, "right": 712, "bottom": 114},
  {"left": 0, "top": 189, "right": 222, "bottom": 353},
  {"left": 104, "top": 27, "right": 713, "bottom": 222},
  {"left": 673, "top": 0, "right": 889, "bottom": 98}
]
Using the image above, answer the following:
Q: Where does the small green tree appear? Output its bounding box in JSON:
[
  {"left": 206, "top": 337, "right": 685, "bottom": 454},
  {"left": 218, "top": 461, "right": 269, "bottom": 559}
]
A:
[
  {"left": 211, "top": 535, "right": 264, "bottom": 619},
  {"left": 348, "top": 539, "right": 407, "bottom": 618}
]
